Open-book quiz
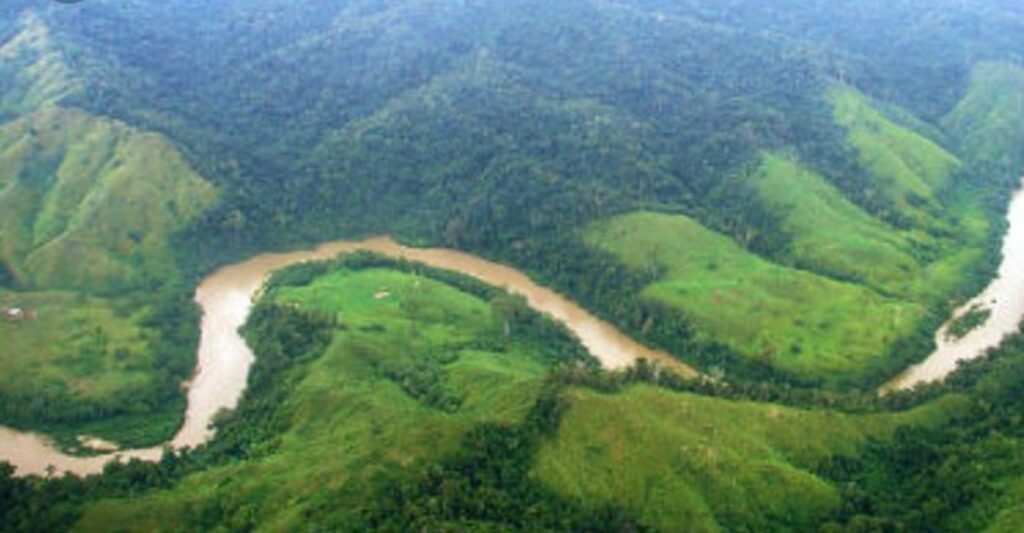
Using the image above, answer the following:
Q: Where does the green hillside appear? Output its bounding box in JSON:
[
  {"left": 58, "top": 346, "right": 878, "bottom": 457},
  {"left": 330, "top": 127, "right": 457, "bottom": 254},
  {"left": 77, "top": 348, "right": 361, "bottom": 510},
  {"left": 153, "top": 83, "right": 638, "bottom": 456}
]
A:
[
  {"left": 71, "top": 260, "right": 960, "bottom": 531},
  {"left": 534, "top": 385, "right": 960, "bottom": 532},
  {"left": 75, "top": 261, "right": 589, "bottom": 530},
  {"left": 0, "top": 107, "right": 217, "bottom": 294},
  {"left": 0, "top": 13, "right": 81, "bottom": 120},
  {"left": 0, "top": 107, "right": 216, "bottom": 445},
  {"left": 830, "top": 86, "right": 962, "bottom": 231},
  {"left": 0, "top": 0, "right": 1010, "bottom": 392},
  {"left": 584, "top": 211, "right": 922, "bottom": 384},
  {"left": 576, "top": 81, "right": 1009, "bottom": 386},
  {"left": 3, "top": 1, "right": 1024, "bottom": 531},
  {"left": 751, "top": 152, "right": 919, "bottom": 292},
  {"left": 943, "top": 62, "right": 1024, "bottom": 173}
]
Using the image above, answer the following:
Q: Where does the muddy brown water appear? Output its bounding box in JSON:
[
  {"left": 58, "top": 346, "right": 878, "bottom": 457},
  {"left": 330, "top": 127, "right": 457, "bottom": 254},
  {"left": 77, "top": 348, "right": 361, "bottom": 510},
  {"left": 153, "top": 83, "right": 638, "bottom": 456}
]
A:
[
  {"left": 881, "top": 178, "right": 1024, "bottom": 393},
  {"left": 4, "top": 176, "right": 1023, "bottom": 476},
  {"left": 0, "top": 237, "right": 695, "bottom": 476}
]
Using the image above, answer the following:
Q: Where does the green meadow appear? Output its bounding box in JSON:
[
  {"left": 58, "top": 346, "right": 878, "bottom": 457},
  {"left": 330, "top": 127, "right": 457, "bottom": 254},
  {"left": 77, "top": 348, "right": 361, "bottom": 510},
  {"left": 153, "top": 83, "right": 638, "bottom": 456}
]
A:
[
  {"left": 76, "top": 267, "right": 556, "bottom": 529},
  {"left": 73, "top": 263, "right": 966, "bottom": 531},
  {"left": 0, "top": 108, "right": 216, "bottom": 445},
  {"left": 830, "top": 86, "right": 961, "bottom": 232},
  {"left": 0, "top": 291, "right": 151, "bottom": 413},
  {"left": 585, "top": 211, "right": 923, "bottom": 382},
  {"left": 534, "top": 384, "right": 963, "bottom": 532},
  {"left": 751, "top": 152, "right": 920, "bottom": 292}
]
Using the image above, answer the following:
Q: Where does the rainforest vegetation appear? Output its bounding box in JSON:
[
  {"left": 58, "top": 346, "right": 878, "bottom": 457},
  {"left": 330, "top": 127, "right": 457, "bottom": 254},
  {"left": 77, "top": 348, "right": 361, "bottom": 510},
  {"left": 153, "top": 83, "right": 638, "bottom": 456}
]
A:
[{"left": 2, "top": 0, "right": 1024, "bottom": 530}]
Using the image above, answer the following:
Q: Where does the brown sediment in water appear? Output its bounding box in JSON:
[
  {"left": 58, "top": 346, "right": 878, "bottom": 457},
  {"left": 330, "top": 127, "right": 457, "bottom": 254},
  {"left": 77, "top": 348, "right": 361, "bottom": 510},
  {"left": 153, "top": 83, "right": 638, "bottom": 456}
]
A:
[
  {"left": 7, "top": 173, "right": 1020, "bottom": 476},
  {"left": 882, "top": 177, "right": 1024, "bottom": 393},
  {"left": 0, "top": 237, "right": 696, "bottom": 477}
]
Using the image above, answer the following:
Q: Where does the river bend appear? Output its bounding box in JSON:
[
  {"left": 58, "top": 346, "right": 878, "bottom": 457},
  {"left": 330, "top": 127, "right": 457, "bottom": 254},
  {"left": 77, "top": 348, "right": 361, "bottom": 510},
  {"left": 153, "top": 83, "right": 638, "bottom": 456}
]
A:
[{"left": 0, "top": 237, "right": 695, "bottom": 476}]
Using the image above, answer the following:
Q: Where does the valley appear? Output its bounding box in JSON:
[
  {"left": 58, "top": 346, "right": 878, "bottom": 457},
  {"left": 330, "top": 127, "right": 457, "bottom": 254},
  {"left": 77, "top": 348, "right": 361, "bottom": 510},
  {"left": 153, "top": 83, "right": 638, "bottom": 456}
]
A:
[{"left": 3, "top": 0, "right": 1024, "bottom": 530}]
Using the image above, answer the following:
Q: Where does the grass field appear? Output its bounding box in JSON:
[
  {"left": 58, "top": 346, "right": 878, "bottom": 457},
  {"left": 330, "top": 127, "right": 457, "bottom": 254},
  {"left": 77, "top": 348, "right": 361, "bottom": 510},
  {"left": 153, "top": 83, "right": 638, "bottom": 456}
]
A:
[
  {"left": 0, "top": 289, "right": 188, "bottom": 448},
  {"left": 75, "top": 264, "right": 969, "bottom": 531},
  {"left": 752, "top": 152, "right": 919, "bottom": 292},
  {"left": 0, "top": 290, "right": 150, "bottom": 404},
  {"left": 830, "top": 86, "right": 961, "bottom": 231},
  {"left": 0, "top": 107, "right": 217, "bottom": 294},
  {"left": 76, "top": 267, "right": 554, "bottom": 529},
  {"left": 0, "top": 107, "right": 216, "bottom": 445},
  {"left": 534, "top": 384, "right": 964, "bottom": 532},
  {"left": 585, "top": 211, "right": 923, "bottom": 381}
]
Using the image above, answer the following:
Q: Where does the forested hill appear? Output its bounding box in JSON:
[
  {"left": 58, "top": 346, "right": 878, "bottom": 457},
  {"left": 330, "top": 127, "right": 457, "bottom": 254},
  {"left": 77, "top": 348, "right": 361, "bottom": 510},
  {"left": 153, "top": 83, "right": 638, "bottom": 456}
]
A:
[
  {"left": 2, "top": 0, "right": 1024, "bottom": 418},
  {"left": 7, "top": 0, "right": 1023, "bottom": 257},
  {"left": 7, "top": 2, "right": 1024, "bottom": 531}
]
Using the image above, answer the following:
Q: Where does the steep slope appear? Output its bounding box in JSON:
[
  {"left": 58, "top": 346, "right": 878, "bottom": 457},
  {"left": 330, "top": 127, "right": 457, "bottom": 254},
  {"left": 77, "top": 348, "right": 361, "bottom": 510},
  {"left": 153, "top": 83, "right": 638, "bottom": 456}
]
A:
[
  {"left": 830, "top": 87, "right": 962, "bottom": 232},
  {"left": 0, "top": 13, "right": 81, "bottom": 120},
  {"left": 584, "top": 211, "right": 923, "bottom": 384},
  {"left": 0, "top": 107, "right": 217, "bottom": 293},
  {"left": 943, "top": 62, "right": 1024, "bottom": 174},
  {"left": 750, "top": 152, "right": 919, "bottom": 292},
  {"left": 534, "top": 385, "right": 960, "bottom": 531}
]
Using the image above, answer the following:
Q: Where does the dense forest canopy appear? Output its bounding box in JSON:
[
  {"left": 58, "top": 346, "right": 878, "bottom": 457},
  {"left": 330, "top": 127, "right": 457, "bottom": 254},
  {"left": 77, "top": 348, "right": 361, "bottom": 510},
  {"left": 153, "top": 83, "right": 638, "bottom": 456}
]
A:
[
  {"left": 0, "top": 0, "right": 1021, "bottom": 418},
  {"left": 3, "top": 0, "right": 1024, "bottom": 530},
  {"left": 6, "top": 0, "right": 1020, "bottom": 256}
]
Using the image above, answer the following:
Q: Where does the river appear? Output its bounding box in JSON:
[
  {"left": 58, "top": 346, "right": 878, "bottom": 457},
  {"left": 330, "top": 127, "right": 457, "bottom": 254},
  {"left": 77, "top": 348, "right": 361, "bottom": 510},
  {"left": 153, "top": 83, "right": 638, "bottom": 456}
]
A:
[
  {"left": 0, "top": 237, "right": 696, "bottom": 476},
  {"left": 4, "top": 179, "right": 1023, "bottom": 476},
  {"left": 882, "top": 178, "right": 1024, "bottom": 392}
]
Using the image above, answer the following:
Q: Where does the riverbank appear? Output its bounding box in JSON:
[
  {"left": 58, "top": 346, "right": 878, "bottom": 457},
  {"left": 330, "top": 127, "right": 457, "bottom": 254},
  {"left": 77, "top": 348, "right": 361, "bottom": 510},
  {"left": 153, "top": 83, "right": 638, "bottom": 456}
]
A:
[
  {"left": 882, "top": 177, "right": 1024, "bottom": 392},
  {"left": 3, "top": 174, "right": 1022, "bottom": 475},
  {"left": 0, "top": 237, "right": 696, "bottom": 476}
]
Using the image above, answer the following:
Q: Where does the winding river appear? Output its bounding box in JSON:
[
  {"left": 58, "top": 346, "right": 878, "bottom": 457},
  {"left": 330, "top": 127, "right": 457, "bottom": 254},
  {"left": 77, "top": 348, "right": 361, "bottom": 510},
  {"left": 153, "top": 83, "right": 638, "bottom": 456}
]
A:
[
  {"left": 0, "top": 237, "right": 696, "bottom": 477},
  {"left": 2, "top": 179, "right": 1023, "bottom": 476},
  {"left": 881, "top": 178, "right": 1024, "bottom": 392}
]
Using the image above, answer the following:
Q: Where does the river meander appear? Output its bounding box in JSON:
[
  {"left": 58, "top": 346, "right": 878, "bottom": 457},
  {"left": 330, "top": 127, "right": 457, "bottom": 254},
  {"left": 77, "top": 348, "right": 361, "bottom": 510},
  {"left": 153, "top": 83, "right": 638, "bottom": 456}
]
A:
[
  {"left": 0, "top": 237, "right": 696, "bottom": 476},
  {"left": 3, "top": 179, "right": 1023, "bottom": 476}
]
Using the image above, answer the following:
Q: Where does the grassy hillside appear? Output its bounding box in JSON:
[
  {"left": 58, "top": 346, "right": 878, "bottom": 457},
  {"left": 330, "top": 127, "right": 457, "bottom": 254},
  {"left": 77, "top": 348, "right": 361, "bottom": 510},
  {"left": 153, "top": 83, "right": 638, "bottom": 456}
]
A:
[
  {"left": 752, "top": 152, "right": 991, "bottom": 303},
  {"left": 830, "top": 87, "right": 962, "bottom": 232},
  {"left": 578, "top": 79, "right": 1009, "bottom": 387},
  {"left": 585, "top": 211, "right": 922, "bottom": 383},
  {"left": 71, "top": 261, "right": 965, "bottom": 531},
  {"left": 751, "top": 152, "right": 919, "bottom": 292},
  {"left": 0, "top": 13, "right": 81, "bottom": 120},
  {"left": 0, "top": 107, "right": 216, "bottom": 445},
  {"left": 75, "top": 265, "right": 568, "bottom": 529},
  {"left": 1, "top": 2, "right": 1023, "bottom": 529},
  {"left": 534, "top": 385, "right": 961, "bottom": 531},
  {"left": 0, "top": 107, "right": 217, "bottom": 294},
  {"left": 943, "top": 62, "right": 1024, "bottom": 173}
]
